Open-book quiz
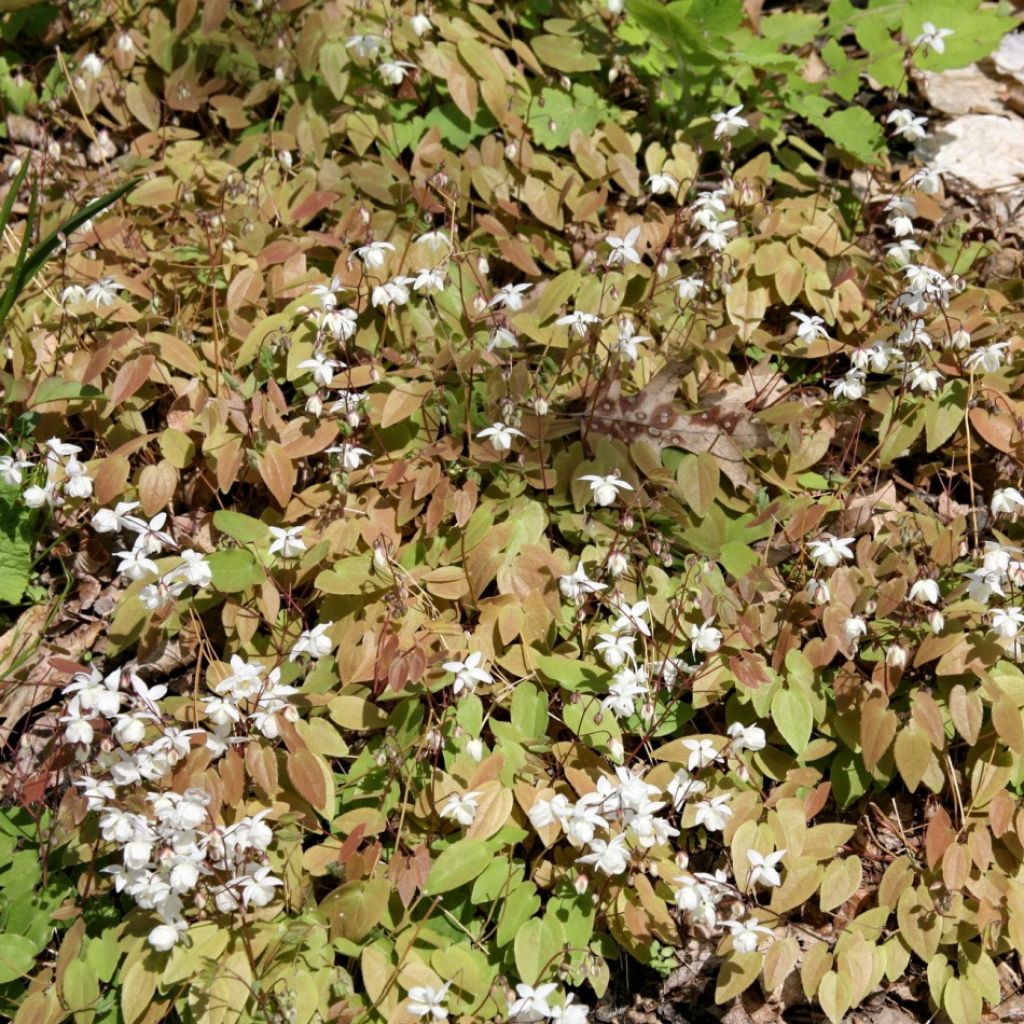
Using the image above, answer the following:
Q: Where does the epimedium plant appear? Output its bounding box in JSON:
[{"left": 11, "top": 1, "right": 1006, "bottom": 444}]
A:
[{"left": 0, "top": 1, "right": 1022, "bottom": 1024}]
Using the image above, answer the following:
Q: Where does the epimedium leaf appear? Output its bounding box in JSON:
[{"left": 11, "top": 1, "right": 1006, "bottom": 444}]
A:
[
  {"left": 207, "top": 549, "right": 263, "bottom": 593},
  {"left": 423, "top": 838, "right": 492, "bottom": 896},
  {"left": 771, "top": 688, "right": 813, "bottom": 755}
]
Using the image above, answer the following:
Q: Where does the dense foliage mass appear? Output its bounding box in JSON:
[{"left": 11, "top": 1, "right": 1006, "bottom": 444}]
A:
[{"left": 1, "top": 1, "right": 1023, "bottom": 1023}]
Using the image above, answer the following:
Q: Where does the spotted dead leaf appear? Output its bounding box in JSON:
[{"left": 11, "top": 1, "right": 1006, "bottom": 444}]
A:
[{"left": 586, "top": 359, "right": 769, "bottom": 488}]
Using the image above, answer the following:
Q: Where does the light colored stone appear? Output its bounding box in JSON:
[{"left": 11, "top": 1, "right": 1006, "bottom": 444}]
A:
[{"left": 917, "top": 113, "right": 1024, "bottom": 189}]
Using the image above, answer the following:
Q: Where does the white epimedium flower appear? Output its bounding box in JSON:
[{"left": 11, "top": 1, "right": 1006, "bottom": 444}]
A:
[
  {"left": 556, "top": 310, "right": 601, "bottom": 337},
  {"left": 60, "top": 284, "right": 87, "bottom": 306},
  {"left": 646, "top": 171, "right": 678, "bottom": 196},
  {"left": 415, "top": 228, "right": 450, "bottom": 251},
  {"left": 90, "top": 500, "right": 142, "bottom": 534},
  {"left": 807, "top": 536, "right": 855, "bottom": 568},
  {"left": 610, "top": 598, "right": 651, "bottom": 637},
  {"left": 693, "top": 793, "right": 732, "bottom": 831},
  {"left": 439, "top": 790, "right": 481, "bottom": 827},
  {"left": 319, "top": 307, "right": 359, "bottom": 341},
  {"left": 806, "top": 578, "right": 831, "bottom": 604},
  {"left": 476, "top": 421, "right": 525, "bottom": 452},
  {"left": 311, "top": 276, "right": 344, "bottom": 309},
  {"left": 964, "top": 342, "right": 1010, "bottom": 374},
  {"left": 140, "top": 579, "right": 187, "bottom": 611},
  {"left": 675, "top": 274, "right": 704, "bottom": 301},
  {"left": 509, "top": 982, "right": 559, "bottom": 1022},
  {"left": 992, "top": 607, "right": 1024, "bottom": 639},
  {"left": 711, "top": 104, "right": 748, "bottom": 140},
  {"left": 886, "top": 108, "right": 929, "bottom": 142},
  {"left": 551, "top": 994, "right": 589, "bottom": 1024},
  {"left": 695, "top": 218, "right": 737, "bottom": 252},
  {"left": 486, "top": 326, "right": 518, "bottom": 353},
  {"left": 602, "top": 668, "right": 649, "bottom": 718},
  {"left": 606, "top": 225, "right": 642, "bottom": 266},
  {"left": 413, "top": 266, "right": 446, "bottom": 293},
  {"left": 594, "top": 632, "right": 636, "bottom": 670},
  {"left": 353, "top": 240, "right": 395, "bottom": 269},
  {"left": 410, "top": 13, "right": 433, "bottom": 36},
  {"left": 844, "top": 615, "right": 868, "bottom": 643},
  {"left": 579, "top": 471, "right": 633, "bottom": 507},
  {"left": 992, "top": 487, "right": 1024, "bottom": 515},
  {"left": 378, "top": 60, "right": 416, "bottom": 85},
  {"left": 727, "top": 917, "right": 774, "bottom": 954},
  {"left": 559, "top": 563, "right": 607, "bottom": 601},
  {"left": 290, "top": 621, "right": 335, "bottom": 660},
  {"left": 80, "top": 52, "right": 104, "bottom": 77},
  {"left": 792, "top": 311, "right": 830, "bottom": 344},
  {"left": 666, "top": 768, "right": 707, "bottom": 809},
  {"left": 297, "top": 353, "right": 343, "bottom": 387},
  {"left": 688, "top": 618, "right": 722, "bottom": 655},
  {"left": 614, "top": 319, "right": 650, "bottom": 363},
  {"left": 747, "top": 849, "right": 786, "bottom": 888},
  {"left": 268, "top": 524, "right": 306, "bottom": 559},
  {"left": 907, "top": 362, "right": 943, "bottom": 393},
  {"left": 407, "top": 982, "right": 451, "bottom": 1021},
  {"left": 346, "top": 34, "right": 383, "bottom": 59},
  {"left": 909, "top": 579, "right": 941, "bottom": 604},
  {"left": 85, "top": 276, "right": 121, "bottom": 306},
  {"left": 886, "top": 239, "right": 922, "bottom": 265},
  {"left": 682, "top": 737, "right": 719, "bottom": 770},
  {"left": 851, "top": 341, "right": 895, "bottom": 373},
  {"left": 0, "top": 454, "right": 32, "bottom": 486},
  {"left": 908, "top": 168, "right": 942, "bottom": 195},
  {"left": 489, "top": 282, "right": 532, "bottom": 310},
  {"left": 913, "top": 22, "right": 954, "bottom": 55},
  {"left": 965, "top": 567, "right": 1005, "bottom": 604},
  {"left": 326, "top": 443, "right": 372, "bottom": 471},
  {"left": 832, "top": 369, "right": 866, "bottom": 400},
  {"left": 114, "top": 545, "right": 159, "bottom": 581},
  {"left": 727, "top": 721, "right": 766, "bottom": 752},
  {"left": 577, "top": 834, "right": 631, "bottom": 875},
  {"left": 148, "top": 920, "right": 188, "bottom": 952},
  {"left": 232, "top": 865, "right": 284, "bottom": 908},
  {"left": 371, "top": 276, "right": 414, "bottom": 307},
  {"left": 885, "top": 195, "right": 917, "bottom": 237},
  {"left": 443, "top": 651, "right": 492, "bottom": 696}
]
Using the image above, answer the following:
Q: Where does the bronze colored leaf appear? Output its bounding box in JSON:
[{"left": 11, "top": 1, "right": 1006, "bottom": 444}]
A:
[{"left": 258, "top": 442, "right": 295, "bottom": 507}]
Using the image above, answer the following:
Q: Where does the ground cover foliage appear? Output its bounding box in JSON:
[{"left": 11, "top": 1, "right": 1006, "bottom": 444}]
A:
[{"left": 1, "top": 0, "right": 1024, "bottom": 1022}]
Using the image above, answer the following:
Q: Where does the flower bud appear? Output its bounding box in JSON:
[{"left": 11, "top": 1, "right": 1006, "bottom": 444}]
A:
[
  {"left": 533, "top": 396, "right": 549, "bottom": 416},
  {"left": 929, "top": 610, "right": 945, "bottom": 634},
  {"left": 885, "top": 644, "right": 908, "bottom": 669}
]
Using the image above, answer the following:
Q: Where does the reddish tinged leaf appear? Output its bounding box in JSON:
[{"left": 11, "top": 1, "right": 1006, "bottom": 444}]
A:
[{"left": 258, "top": 442, "right": 295, "bottom": 507}]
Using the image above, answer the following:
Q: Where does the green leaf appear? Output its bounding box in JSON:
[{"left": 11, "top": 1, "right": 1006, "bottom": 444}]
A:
[
  {"left": 924, "top": 379, "right": 967, "bottom": 452},
  {"left": 0, "top": 933, "right": 37, "bottom": 983},
  {"left": 30, "top": 379, "right": 105, "bottom": 407},
  {"left": 816, "top": 107, "right": 886, "bottom": 163},
  {"left": 771, "top": 688, "right": 812, "bottom": 754},
  {"left": 207, "top": 549, "right": 263, "bottom": 593},
  {"left": 526, "top": 85, "right": 615, "bottom": 149},
  {"left": 514, "top": 914, "right": 566, "bottom": 985},
  {"left": 511, "top": 682, "right": 548, "bottom": 740},
  {"left": 423, "top": 839, "right": 492, "bottom": 895},
  {"left": 942, "top": 976, "right": 984, "bottom": 1024},
  {"left": 212, "top": 510, "right": 268, "bottom": 544},
  {"left": 0, "top": 484, "right": 33, "bottom": 604},
  {"left": 533, "top": 653, "right": 608, "bottom": 692}
]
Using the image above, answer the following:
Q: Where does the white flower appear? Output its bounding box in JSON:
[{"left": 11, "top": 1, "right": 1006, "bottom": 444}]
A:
[
  {"left": 907, "top": 363, "right": 943, "bottom": 393},
  {"left": 559, "top": 563, "right": 607, "bottom": 601},
  {"left": 327, "top": 443, "right": 372, "bottom": 471},
  {"left": 992, "top": 487, "right": 1024, "bottom": 515},
  {"left": 909, "top": 579, "right": 940, "bottom": 604},
  {"left": 443, "top": 651, "right": 492, "bottom": 696},
  {"left": 606, "top": 226, "right": 642, "bottom": 266},
  {"left": 378, "top": 60, "right": 416, "bottom": 85},
  {"left": 23, "top": 482, "right": 60, "bottom": 508},
  {"left": 711, "top": 105, "right": 748, "bottom": 140},
  {"left": 60, "top": 284, "right": 87, "bottom": 306},
  {"left": 579, "top": 471, "right": 632, "bottom": 507},
  {"left": 965, "top": 568, "right": 1005, "bottom": 604},
  {"left": 992, "top": 607, "right": 1024, "bottom": 639},
  {"left": 610, "top": 599, "right": 650, "bottom": 637},
  {"left": 886, "top": 109, "right": 929, "bottom": 142},
  {"left": 688, "top": 619, "right": 722, "bottom": 655},
  {"left": 320, "top": 307, "right": 358, "bottom": 340},
  {"left": 908, "top": 169, "right": 942, "bottom": 195},
  {"left": 311, "top": 276, "right": 344, "bottom": 309},
  {"left": 346, "top": 34, "right": 383, "bottom": 59},
  {"left": 695, "top": 219, "right": 736, "bottom": 251},
  {"left": 407, "top": 982, "right": 451, "bottom": 1021},
  {"left": 411, "top": 13, "right": 433, "bottom": 36},
  {"left": 607, "top": 550, "right": 629, "bottom": 577},
  {"left": 290, "top": 621, "right": 335, "bottom": 660},
  {"left": 551, "top": 993, "right": 589, "bottom": 1024},
  {"left": 268, "top": 525, "right": 306, "bottom": 559},
  {"left": 80, "top": 53, "right": 104, "bottom": 77},
  {"left": 486, "top": 326, "right": 518, "bottom": 353},
  {"left": 233, "top": 866, "right": 283, "bottom": 908},
  {"left": 614, "top": 319, "right": 650, "bottom": 363},
  {"left": 666, "top": 768, "right": 706, "bottom": 809},
  {"left": 675, "top": 275, "right": 704, "bottom": 303},
  {"left": 964, "top": 342, "right": 1010, "bottom": 374},
  {"left": 747, "top": 849, "right": 786, "bottom": 888},
  {"left": 682, "top": 737, "right": 719, "bottom": 771},
  {"left": 727, "top": 917, "right": 774, "bottom": 954},
  {"left": 114, "top": 545, "right": 159, "bottom": 581},
  {"left": 844, "top": 616, "right": 868, "bottom": 643},
  {"left": 577, "top": 834, "right": 630, "bottom": 875},
  {"left": 886, "top": 239, "right": 922, "bottom": 265},
  {"left": 372, "top": 276, "right": 414, "bottom": 307},
  {"left": 489, "top": 283, "right": 532, "bottom": 310},
  {"left": 832, "top": 369, "right": 865, "bottom": 400},
  {"left": 476, "top": 421, "right": 525, "bottom": 452},
  {"left": 851, "top": 342, "right": 894, "bottom": 373},
  {"left": 602, "top": 668, "right": 648, "bottom": 718},
  {"left": 413, "top": 267, "right": 446, "bottom": 292},
  {"left": 807, "top": 536, "right": 855, "bottom": 567},
  {"left": 148, "top": 921, "right": 187, "bottom": 952},
  {"left": 555, "top": 310, "right": 601, "bottom": 337},
  {"left": 85, "top": 276, "right": 120, "bottom": 306},
  {"left": 90, "top": 500, "right": 141, "bottom": 534},
  {"left": 416, "top": 229, "right": 450, "bottom": 251},
  {"left": 806, "top": 578, "right": 831, "bottom": 605},
  {"left": 0, "top": 454, "right": 31, "bottom": 486},
  {"left": 297, "top": 354, "right": 342, "bottom": 387},
  {"left": 647, "top": 172, "right": 678, "bottom": 196},
  {"left": 913, "top": 22, "right": 954, "bottom": 55},
  {"left": 792, "top": 311, "right": 829, "bottom": 344},
  {"left": 594, "top": 632, "right": 635, "bottom": 670},
  {"left": 353, "top": 240, "right": 395, "bottom": 269},
  {"left": 727, "top": 722, "right": 766, "bottom": 752},
  {"left": 693, "top": 794, "right": 732, "bottom": 831},
  {"left": 509, "top": 982, "right": 559, "bottom": 1022},
  {"left": 466, "top": 738, "right": 484, "bottom": 761},
  {"left": 886, "top": 644, "right": 908, "bottom": 669},
  {"left": 440, "top": 790, "right": 481, "bottom": 827}
]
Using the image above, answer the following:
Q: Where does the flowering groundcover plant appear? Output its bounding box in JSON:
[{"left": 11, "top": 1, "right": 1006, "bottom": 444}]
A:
[{"left": 0, "top": 1, "right": 1022, "bottom": 1024}]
